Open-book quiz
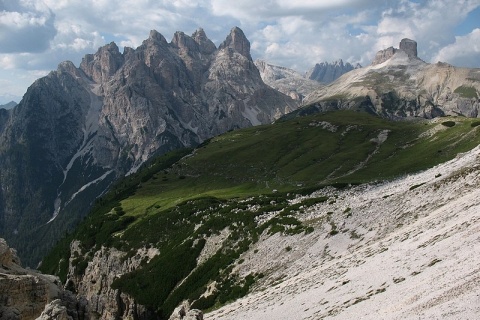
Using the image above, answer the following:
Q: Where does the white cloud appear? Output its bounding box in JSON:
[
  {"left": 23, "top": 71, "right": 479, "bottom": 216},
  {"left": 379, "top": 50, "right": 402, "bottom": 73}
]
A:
[
  {"left": 433, "top": 28, "right": 480, "bottom": 67},
  {"left": 0, "top": 0, "right": 479, "bottom": 99},
  {"left": 0, "top": 0, "right": 56, "bottom": 53}
]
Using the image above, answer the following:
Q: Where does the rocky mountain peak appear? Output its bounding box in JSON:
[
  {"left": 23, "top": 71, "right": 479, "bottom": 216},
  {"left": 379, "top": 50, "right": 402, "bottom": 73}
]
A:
[
  {"left": 80, "top": 41, "right": 124, "bottom": 82},
  {"left": 148, "top": 29, "right": 168, "bottom": 45},
  {"left": 0, "top": 26, "right": 298, "bottom": 268},
  {"left": 372, "top": 38, "right": 419, "bottom": 65},
  {"left": 371, "top": 46, "right": 397, "bottom": 65},
  {"left": 399, "top": 38, "right": 418, "bottom": 58},
  {"left": 219, "top": 26, "right": 251, "bottom": 59},
  {"left": 57, "top": 60, "right": 83, "bottom": 78},
  {"left": 307, "top": 60, "right": 360, "bottom": 83},
  {"left": 172, "top": 31, "right": 198, "bottom": 53},
  {"left": 192, "top": 28, "right": 217, "bottom": 54}
]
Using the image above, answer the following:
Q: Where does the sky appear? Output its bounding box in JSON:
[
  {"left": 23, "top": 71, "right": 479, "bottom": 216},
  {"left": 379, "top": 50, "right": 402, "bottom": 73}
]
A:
[{"left": 0, "top": 0, "right": 479, "bottom": 104}]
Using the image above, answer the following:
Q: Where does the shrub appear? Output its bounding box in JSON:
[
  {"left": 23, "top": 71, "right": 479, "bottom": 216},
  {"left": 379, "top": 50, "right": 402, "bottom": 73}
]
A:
[
  {"left": 441, "top": 121, "right": 455, "bottom": 127},
  {"left": 471, "top": 121, "right": 480, "bottom": 128}
]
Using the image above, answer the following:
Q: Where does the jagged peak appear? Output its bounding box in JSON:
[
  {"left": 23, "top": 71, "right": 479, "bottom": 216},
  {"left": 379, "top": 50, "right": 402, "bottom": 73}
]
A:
[
  {"left": 148, "top": 29, "right": 168, "bottom": 45},
  {"left": 103, "top": 41, "right": 120, "bottom": 52},
  {"left": 219, "top": 26, "right": 251, "bottom": 59},
  {"left": 57, "top": 60, "right": 76, "bottom": 72},
  {"left": 192, "top": 27, "right": 207, "bottom": 39},
  {"left": 192, "top": 27, "right": 216, "bottom": 54},
  {"left": 171, "top": 31, "right": 196, "bottom": 50}
]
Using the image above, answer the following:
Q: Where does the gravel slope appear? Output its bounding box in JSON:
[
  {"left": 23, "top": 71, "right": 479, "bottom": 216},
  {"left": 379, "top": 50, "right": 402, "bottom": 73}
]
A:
[{"left": 207, "top": 145, "right": 480, "bottom": 319}]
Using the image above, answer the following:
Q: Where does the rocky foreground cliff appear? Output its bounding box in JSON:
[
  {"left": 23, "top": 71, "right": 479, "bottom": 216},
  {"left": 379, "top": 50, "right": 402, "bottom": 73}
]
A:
[
  {"left": 0, "top": 27, "right": 297, "bottom": 266},
  {"left": 0, "top": 238, "right": 87, "bottom": 320},
  {"left": 304, "top": 39, "right": 480, "bottom": 119}
]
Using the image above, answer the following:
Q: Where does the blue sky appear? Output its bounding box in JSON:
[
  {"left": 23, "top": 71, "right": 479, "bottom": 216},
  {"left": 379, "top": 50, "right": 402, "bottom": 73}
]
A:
[{"left": 0, "top": 0, "right": 479, "bottom": 104}]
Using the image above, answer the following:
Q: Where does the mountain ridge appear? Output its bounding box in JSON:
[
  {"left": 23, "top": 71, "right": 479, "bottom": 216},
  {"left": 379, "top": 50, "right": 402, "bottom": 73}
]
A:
[
  {"left": 0, "top": 26, "right": 298, "bottom": 267},
  {"left": 303, "top": 39, "right": 480, "bottom": 119}
]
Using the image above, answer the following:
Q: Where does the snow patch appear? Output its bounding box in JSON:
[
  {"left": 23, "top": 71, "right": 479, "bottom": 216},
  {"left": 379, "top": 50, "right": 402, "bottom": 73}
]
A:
[
  {"left": 65, "top": 170, "right": 114, "bottom": 207},
  {"left": 49, "top": 81, "right": 104, "bottom": 224}
]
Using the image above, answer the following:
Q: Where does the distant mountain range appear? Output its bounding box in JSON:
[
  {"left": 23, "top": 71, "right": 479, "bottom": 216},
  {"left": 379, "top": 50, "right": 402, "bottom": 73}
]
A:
[
  {"left": 306, "top": 59, "right": 362, "bottom": 83},
  {"left": 255, "top": 59, "right": 361, "bottom": 102},
  {"left": 303, "top": 39, "right": 480, "bottom": 119},
  {"left": 0, "top": 101, "right": 17, "bottom": 109}
]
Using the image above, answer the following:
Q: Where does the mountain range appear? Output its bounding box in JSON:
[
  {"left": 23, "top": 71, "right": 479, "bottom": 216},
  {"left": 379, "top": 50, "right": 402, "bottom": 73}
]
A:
[
  {"left": 0, "top": 27, "right": 297, "bottom": 267},
  {"left": 1, "top": 27, "right": 480, "bottom": 320},
  {"left": 304, "top": 39, "right": 480, "bottom": 119},
  {"left": 255, "top": 59, "right": 361, "bottom": 102},
  {"left": 0, "top": 101, "right": 17, "bottom": 110}
]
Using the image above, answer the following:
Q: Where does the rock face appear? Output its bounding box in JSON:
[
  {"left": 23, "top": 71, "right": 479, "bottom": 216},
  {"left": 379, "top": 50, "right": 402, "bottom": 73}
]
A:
[
  {"left": 304, "top": 39, "right": 480, "bottom": 119},
  {"left": 254, "top": 59, "right": 322, "bottom": 101},
  {"left": 64, "top": 241, "right": 160, "bottom": 319},
  {"left": 371, "top": 46, "right": 397, "bottom": 65},
  {"left": 0, "top": 238, "right": 83, "bottom": 320},
  {"left": 169, "top": 301, "right": 203, "bottom": 320},
  {"left": 0, "top": 27, "right": 298, "bottom": 267},
  {"left": 372, "top": 38, "right": 419, "bottom": 65},
  {"left": 399, "top": 38, "right": 417, "bottom": 58},
  {"left": 307, "top": 59, "right": 361, "bottom": 83}
]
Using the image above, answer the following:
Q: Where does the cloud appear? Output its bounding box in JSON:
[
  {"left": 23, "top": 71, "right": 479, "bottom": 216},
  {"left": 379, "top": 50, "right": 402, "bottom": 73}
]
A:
[
  {"left": 0, "top": 0, "right": 479, "bottom": 99},
  {"left": 0, "top": 0, "right": 57, "bottom": 53},
  {"left": 433, "top": 28, "right": 480, "bottom": 67},
  {"left": 235, "top": 0, "right": 480, "bottom": 72}
]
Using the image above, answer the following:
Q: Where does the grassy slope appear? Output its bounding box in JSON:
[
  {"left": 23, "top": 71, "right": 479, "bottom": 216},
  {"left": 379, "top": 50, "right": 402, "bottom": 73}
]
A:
[
  {"left": 40, "top": 110, "right": 480, "bottom": 318},
  {"left": 121, "top": 111, "right": 480, "bottom": 216}
]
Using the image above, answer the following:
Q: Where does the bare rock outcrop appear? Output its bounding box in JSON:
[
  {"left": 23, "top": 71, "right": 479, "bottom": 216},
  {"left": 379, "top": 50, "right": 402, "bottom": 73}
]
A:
[
  {"left": 0, "top": 238, "right": 84, "bottom": 320},
  {"left": 307, "top": 59, "right": 361, "bottom": 83},
  {"left": 65, "top": 241, "right": 160, "bottom": 319},
  {"left": 169, "top": 301, "right": 203, "bottom": 320},
  {"left": 399, "top": 38, "right": 417, "bottom": 58},
  {"left": 372, "top": 38, "right": 419, "bottom": 65},
  {"left": 371, "top": 46, "right": 397, "bottom": 65}
]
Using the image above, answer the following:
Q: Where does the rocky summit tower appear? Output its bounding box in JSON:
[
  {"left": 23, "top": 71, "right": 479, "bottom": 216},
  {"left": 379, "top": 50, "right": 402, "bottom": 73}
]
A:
[{"left": 399, "top": 38, "right": 418, "bottom": 58}]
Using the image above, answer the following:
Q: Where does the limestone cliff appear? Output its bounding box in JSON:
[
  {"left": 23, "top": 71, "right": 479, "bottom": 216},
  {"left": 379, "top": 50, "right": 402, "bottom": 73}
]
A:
[
  {"left": 63, "top": 241, "right": 162, "bottom": 319},
  {"left": 0, "top": 238, "right": 84, "bottom": 320}
]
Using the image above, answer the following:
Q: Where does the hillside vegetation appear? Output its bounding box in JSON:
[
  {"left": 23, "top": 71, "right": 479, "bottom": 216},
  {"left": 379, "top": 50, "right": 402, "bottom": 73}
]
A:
[{"left": 40, "top": 110, "right": 480, "bottom": 318}]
